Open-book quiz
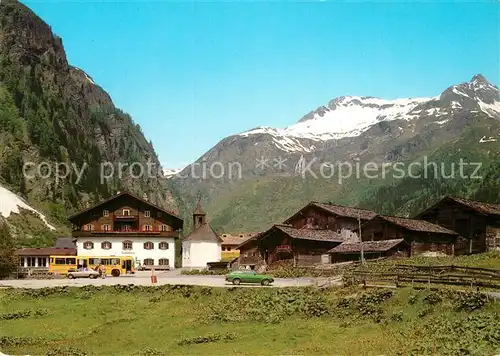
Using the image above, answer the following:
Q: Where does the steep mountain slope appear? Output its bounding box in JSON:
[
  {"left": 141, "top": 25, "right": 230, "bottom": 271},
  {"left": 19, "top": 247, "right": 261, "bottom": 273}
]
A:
[
  {"left": 0, "top": 1, "right": 178, "bottom": 236},
  {"left": 171, "top": 75, "right": 500, "bottom": 232}
]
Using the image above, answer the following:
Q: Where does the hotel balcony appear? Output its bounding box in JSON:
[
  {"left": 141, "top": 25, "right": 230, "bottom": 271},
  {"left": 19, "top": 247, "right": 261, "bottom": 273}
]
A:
[
  {"left": 113, "top": 215, "right": 139, "bottom": 221},
  {"left": 72, "top": 228, "right": 179, "bottom": 238}
]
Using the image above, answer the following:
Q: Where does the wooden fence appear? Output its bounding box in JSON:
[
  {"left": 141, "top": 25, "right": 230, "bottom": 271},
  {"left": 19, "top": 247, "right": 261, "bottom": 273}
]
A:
[{"left": 344, "top": 264, "right": 500, "bottom": 289}]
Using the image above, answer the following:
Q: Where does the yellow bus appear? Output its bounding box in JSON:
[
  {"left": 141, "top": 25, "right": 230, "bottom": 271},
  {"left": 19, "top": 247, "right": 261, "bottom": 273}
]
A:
[{"left": 49, "top": 256, "right": 135, "bottom": 277}]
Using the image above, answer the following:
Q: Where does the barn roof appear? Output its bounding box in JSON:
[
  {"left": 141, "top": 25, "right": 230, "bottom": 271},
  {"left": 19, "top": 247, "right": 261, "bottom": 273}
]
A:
[
  {"left": 375, "top": 215, "right": 458, "bottom": 235},
  {"left": 283, "top": 201, "right": 377, "bottom": 225},
  {"left": 220, "top": 233, "right": 255, "bottom": 246},
  {"left": 416, "top": 196, "right": 500, "bottom": 219},
  {"left": 183, "top": 223, "right": 223, "bottom": 243},
  {"left": 53, "top": 238, "right": 76, "bottom": 249},
  {"left": 274, "top": 224, "right": 344, "bottom": 242},
  {"left": 193, "top": 199, "right": 205, "bottom": 215},
  {"left": 311, "top": 202, "right": 377, "bottom": 220},
  {"left": 237, "top": 224, "right": 344, "bottom": 249},
  {"left": 329, "top": 239, "right": 405, "bottom": 254}
]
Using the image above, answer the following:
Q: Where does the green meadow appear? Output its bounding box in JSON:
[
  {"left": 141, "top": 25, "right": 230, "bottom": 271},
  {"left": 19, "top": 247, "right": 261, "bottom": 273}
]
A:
[{"left": 1, "top": 285, "right": 499, "bottom": 356}]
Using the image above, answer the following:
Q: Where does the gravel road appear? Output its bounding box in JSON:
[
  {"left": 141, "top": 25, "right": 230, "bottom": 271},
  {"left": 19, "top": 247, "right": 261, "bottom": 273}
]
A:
[{"left": 0, "top": 271, "right": 342, "bottom": 289}]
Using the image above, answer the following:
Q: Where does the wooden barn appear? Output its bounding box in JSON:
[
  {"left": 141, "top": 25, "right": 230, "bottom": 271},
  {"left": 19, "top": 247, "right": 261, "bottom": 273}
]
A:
[
  {"left": 283, "top": 201, "right": 377, "bottom": 235},
  {"left": 416, "top": 196, "right": 500, "bottom": 254},
  {"left": 235, "top": 201, "right": 377, "bottom": 268},
  {"left": 237, "top": 224, "right": 343, "bottom": 268},
  {"left": 329, "top": 239, "right": 407, "bottom": 262},
  {"left": 330, "top": 215, "right": 459, "bottom": 261},
  {"left": 361, "top": 215, "right": 458, "bottom": 255}
]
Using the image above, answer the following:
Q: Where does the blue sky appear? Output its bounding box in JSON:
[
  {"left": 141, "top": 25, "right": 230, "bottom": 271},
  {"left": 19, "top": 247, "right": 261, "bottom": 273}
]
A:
[{"left": 25, "top": 1, "right": 499, "bottom": 168}]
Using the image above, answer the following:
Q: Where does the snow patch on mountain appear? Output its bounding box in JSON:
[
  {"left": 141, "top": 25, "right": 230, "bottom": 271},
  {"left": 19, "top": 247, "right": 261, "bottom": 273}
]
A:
[
  {"left": 74, "top": 67, "right": 96, "bottom": 85},
  {"left": 451, "top": 86, "right": 469, "bottom": 98},
  {"left": 163, "top": 168, "right": 182, "bottom": 178},
  {"left": 240, "top": 96, "right": 435, "bottom": 149},
  {"left": 284, "top": 96, "right": 432, "bottom": 140},
  {"left": 238, "top": 75, "right": 499, "bottom": 153},
  {"left": 0, "top": 185, "right": 55, "bottom": 230},
  {"left": 479, "top": 136, "right": 497, "bottom": 143}
]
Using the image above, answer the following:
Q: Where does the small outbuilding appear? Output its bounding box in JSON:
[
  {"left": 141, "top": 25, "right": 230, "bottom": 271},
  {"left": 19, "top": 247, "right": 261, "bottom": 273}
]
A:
[
  {"left": 181, "top": 201, "right": 222, "bottom": 269},
  {"left": 416, "top": 196, "right": 500, "bottom": 254}
]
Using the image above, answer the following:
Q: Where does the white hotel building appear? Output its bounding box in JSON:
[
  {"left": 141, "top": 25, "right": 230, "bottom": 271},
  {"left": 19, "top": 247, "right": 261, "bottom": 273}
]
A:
[{"left": 69, "top": 192, "right": 183, "bottom": 269}]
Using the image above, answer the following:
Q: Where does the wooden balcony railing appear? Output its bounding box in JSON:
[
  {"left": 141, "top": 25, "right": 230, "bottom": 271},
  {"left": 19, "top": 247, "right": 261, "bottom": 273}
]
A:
[
  {"left": 276, "top": 245, "right": 292, "bottom": 253},
  {"left": 114, "top": 215, "right": 139, "bottom": 220},
  {"left": 72, "top": 229, "right": 177, "bottom": 237},
  {"left": 221, "top": 251, "right": 240, "bottom": 259},
  {"left": 92, "top": 229, "right": 161, "bottom": 234}
]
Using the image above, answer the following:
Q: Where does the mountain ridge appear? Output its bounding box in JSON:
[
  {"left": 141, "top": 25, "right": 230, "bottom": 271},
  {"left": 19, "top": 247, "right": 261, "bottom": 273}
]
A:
[
  {"left": 170, "top": 74, "right": 500, "bottom": 231},
  {"left": 235, "top": 74, "right": 499, "bottom": 152}
]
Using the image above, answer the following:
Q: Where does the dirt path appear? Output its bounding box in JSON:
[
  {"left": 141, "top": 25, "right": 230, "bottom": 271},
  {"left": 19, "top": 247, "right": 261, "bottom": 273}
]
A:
[{"left": 0, "top": 272, "right": 343, "bottom": 289}]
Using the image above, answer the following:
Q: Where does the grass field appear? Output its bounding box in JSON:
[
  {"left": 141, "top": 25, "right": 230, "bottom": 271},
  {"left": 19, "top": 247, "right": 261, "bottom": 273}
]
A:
[
  {"left": 1, "top": 285, "right": 500, "bottom": 355},
  {"left": 364, "top": 251, "right": 500, "bottom": 270}
]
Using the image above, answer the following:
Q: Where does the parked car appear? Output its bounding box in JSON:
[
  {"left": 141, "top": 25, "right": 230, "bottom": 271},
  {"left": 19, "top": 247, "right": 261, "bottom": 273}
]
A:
[
  {"left": 225, "top": 270, "right": 274, "bottom": 286},
  {"left": 66, "top": 268, "right": 100, "bottom": 279}
]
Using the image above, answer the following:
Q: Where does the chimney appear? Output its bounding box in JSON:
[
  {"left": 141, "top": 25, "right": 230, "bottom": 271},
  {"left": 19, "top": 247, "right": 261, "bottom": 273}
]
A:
[
  {"left": 143, "top": 193, "right": 149, "bottom": 202},
  {"left": 117, "top": 191, "right": 121, "bottom": 195}
]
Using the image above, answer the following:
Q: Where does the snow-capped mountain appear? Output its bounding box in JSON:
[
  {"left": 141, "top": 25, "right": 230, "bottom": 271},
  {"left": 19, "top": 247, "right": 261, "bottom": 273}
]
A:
[
  {"left": 0, "top": 184, "right": 55, "bottom": 230},
  {"left": 170, "top": 74, "right": 500, "bottom": 231},
  {"left": 163, "top": 168, "right": 182, "bottom": 179},
  {"left": 238, "top": 74, "right": 499, "bottom": 153}
]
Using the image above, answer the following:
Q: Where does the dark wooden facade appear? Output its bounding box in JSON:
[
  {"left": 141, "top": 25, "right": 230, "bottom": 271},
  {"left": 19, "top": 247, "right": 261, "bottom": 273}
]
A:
[
  {"left": 360, "top": 216, "right": 458, "bottom": 256},
  {"left": 330, "top": 239, "right": 408, "bottom": 263},
  {"left": 70, "top": 192, "right": 183, "bottom": 238},
  {"left": 417, "top": 196, "right": 500, "bottom": 254},
  {"left": 283, "top": 202, "right": 376, "bottom": 233},
  {"left": 237, "top": 202, "right": 376, "bottom": 268}
]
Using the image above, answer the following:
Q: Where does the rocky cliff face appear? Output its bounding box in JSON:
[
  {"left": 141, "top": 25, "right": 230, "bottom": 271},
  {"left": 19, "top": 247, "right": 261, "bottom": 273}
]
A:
[{"left": 0, "top": 0, "right": 178, "bottom": 234}]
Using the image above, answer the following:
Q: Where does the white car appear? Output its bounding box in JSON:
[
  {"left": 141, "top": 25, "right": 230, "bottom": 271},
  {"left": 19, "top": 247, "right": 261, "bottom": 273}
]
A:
[{"left": 66, "top": 268, "right": 100, "bottom": 279}]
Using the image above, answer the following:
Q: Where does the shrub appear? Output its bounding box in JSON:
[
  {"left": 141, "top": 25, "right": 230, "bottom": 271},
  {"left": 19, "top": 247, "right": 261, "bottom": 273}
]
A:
[
  {"left": 391, "top": 311, "right": 404, "bottom": 322},
  {"left": 181, "top": 269, "right": 229, "bottom": 275},
  {"left": 133, "top": 347, "right": 164, "bottom": 356},
  {"left": 177, "top": 332, "right": 236, "bottom": 346},
  {"left": 423, "top": 291, "right": 443, "bottom": 305},
  {"left": 1, "top": 308, "right": 48, "bottom": 320},
  {"left": 453, "top": 291, "right": 488, "bottom": 312}
]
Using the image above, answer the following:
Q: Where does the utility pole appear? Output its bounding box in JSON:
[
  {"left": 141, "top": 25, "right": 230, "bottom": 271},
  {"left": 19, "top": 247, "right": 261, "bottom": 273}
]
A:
[{"left": 358, "top": 212, "right": 365, "bottom": 265}]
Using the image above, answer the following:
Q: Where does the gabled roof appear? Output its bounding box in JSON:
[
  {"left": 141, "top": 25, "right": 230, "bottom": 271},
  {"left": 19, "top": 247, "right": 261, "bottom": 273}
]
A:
[
  {"left": 417, "top": 196, "right": 500, "bottom": 218},
  {"left": 372, "top": 215, "right": 458, "bottom": 235},
  {"left": 238, "top": 224, "right": 343, "bottom": 249},
  {"left": 68, "top": 191, "right": 182, "bottom": 223},
  {"left": 16, "top": 247, "right": 77, "bottom": 256},
  {"left": 274, "top": 224, "right": 344, "bottom": 242},
  {"left": 221, "top": 234, "right": 255, "bottom": 246},
  {"left": 329, "top": 239, "right": 405, "bottom": 254},
  {"left": 53, "top": 238, "right": 76, "bottom": 249},
  {"left": 283, "top": 201, "right": 377, "bottom": 224},
  {"left": 183, "top": 223, "right": 223, "bottom": 243},
  {"left": 193, "top": 198, "right": 205, "bottom": 215}
]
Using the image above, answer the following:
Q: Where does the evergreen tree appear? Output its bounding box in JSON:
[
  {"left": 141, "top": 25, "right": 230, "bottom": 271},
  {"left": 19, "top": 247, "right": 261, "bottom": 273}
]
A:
[{"left": 0, "top": 221, "right": 16, "bottom": 278}]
